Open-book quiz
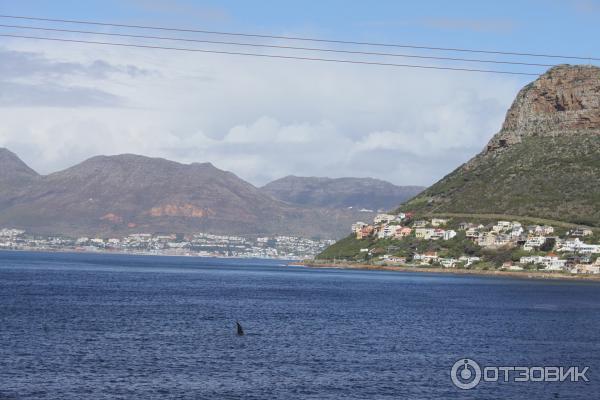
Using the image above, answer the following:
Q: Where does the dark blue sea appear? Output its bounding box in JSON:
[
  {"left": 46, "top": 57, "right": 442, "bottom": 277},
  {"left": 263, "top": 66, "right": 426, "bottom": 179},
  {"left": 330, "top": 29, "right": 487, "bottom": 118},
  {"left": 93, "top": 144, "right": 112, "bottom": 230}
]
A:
[{"left": 1, "top": 251, "right": 599, "bottom": 399}]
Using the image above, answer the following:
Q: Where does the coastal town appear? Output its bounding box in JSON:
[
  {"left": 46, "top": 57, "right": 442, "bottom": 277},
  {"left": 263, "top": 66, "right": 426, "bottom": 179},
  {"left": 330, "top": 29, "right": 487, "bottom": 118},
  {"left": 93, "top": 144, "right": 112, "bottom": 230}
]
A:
[
  {"left": 346, "top": 212, "right": 600, "bottom": 274},
  {"left": 0, "top": 228, "right": 335, "bottom": 260}
]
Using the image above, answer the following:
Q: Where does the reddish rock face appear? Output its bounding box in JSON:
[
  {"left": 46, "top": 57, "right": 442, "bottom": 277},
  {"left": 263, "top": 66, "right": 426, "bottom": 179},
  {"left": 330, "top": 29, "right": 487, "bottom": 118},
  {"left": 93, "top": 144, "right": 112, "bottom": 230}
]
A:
[
  {"left": 147, "top": 204, "right": 214, "bottom": 218},
  {"left": 485, "top": 65, "right": 600, "bottom": 153},
  {"left": 100, "top": 213, "right": 123, "bottom": 223}
]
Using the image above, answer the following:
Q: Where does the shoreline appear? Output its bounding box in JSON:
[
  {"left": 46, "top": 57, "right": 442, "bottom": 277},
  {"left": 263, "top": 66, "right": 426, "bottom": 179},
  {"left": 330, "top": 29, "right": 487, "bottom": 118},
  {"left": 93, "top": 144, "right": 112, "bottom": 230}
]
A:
[
  {"left": 0, "top": 248, "right": 297, "bottom": 261},
  {"left": 300, "top": 261, "right": 600, "bottom": 281}
]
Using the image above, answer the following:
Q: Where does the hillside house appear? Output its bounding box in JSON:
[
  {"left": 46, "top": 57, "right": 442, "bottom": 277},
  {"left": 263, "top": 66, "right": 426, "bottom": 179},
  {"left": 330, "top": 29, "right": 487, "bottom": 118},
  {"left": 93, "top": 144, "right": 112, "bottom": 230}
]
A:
[
  {"left": 356, "top": 225, "right": 374, "bottom": 240},
  {"left": 394, "top": 227, "right": 413, "bottom": 239},
  {"left": 415, "top": 228, "right": 434, "bottom": 240},
  {"left": 571, "top": 227, "right": 594, "bottom": 237},
  {"left": 528, "top": 225, "right": 555, "bottom": 235},
  {"left": 443, "top": 230, "right": 457, "bottom": 240},
  {"left": 374, "top": 214, "right": 396, "bottom": 225},
  {"left": 413, "top": 251, "right": 439, "bottom": 264},
  {"left": 352, "top": 222, "right": 368, "bottom": 232},
  {"left": 523, "top": 236, "right": 547, "bottom": 251},
  {"left": 557, "top": 238, "right": 600, "bottom": 254},
  {"left": 458, "top": 256, "right": 481, "bottom": 266},
  {"left": 440, "top": 258, "right": 458, "bottom": 268}
]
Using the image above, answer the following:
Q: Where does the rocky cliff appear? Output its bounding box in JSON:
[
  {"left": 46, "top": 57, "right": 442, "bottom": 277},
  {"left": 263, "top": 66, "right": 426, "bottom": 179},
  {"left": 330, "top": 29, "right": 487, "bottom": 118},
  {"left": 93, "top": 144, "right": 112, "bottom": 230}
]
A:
[
  {"left": 477, "top": 64, "right": 599, "bottom": 155},
  {"left": 401, "top": 64, "right": 600, "bottom": 226}
]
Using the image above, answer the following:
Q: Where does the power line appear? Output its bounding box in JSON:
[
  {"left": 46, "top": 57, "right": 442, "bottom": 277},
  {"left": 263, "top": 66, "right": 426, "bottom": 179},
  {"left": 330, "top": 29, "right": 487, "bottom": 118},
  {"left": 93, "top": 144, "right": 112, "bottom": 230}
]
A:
[
  {"left": 0, "top": 23, "right": 557, "bottom": 68},
  {"left": 0, "top": 33, "right": 540, "bottom": 76},
  {"left": 0, "top": 14, "right": 598, "bottom": 61}
]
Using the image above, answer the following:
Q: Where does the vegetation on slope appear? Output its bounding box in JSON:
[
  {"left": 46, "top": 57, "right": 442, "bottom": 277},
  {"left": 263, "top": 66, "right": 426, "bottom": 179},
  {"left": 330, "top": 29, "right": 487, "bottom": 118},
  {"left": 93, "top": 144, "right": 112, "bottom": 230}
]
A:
[{"left": 399, "top": 134, "right": 600, "bottom": 227}]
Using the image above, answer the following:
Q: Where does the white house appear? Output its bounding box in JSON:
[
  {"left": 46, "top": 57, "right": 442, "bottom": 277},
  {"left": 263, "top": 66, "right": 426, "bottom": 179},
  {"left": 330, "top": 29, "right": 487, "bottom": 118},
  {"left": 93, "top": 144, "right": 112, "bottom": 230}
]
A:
[
  {"left": 443, "top": 230, "right": 457, "bottom": 240},
  {"left": 440, "top": 258, "right": 458, "bottom": 268},
  {"left": 458, "top": 256, "right": 481, "bottom": 266},
  {"left": 492, "top": 221, "right": 513, "bottom": 232},
  {"left": 557, "top": 238, "right": 600, "bottom": 254},
  {"left": 415, "top": 228, "right": 435, "bottom": 240},
  {"left": 374, "top": 214, "right": 396, "bottom": 225},
  {"left": 413, "top": 251, "right": 439, "bottom": 263},
  {"left": 520, "top": 255, "right": 566, "bottom": 271},
  {"left": 377, "top": 224, "right": 397, "bottom": 239},
  {"left": 523, "top": 236, "right": 547, "bottom": 251}
]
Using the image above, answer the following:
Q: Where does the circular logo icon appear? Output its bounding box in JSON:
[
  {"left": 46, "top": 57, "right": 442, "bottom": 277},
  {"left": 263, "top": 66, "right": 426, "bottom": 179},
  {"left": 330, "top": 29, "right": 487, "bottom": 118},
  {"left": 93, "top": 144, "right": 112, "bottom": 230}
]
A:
[{"left": 451, "top": 358, "right": 482, "bottom": 390}]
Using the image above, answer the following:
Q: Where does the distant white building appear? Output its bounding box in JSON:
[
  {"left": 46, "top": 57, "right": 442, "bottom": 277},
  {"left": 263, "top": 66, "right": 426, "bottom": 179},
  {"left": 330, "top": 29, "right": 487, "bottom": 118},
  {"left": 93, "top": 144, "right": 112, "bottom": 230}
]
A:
[
  {"left": 377, "top": 224, "right": 398, "bottom": 239},
  {"left": 557, "top": 238, "right": 600, "bottom": 254},
  {"left": 352, "top": 222, "right": 368, "bottom": 233},
  {"left": 529, "top": 225, "right": 554, "bottom": 235},
  {"left": 374, "top": 214, "right": 396, "bottom": 225},
  {"left": 523, "top": 236, "right": 547, "bottom": 251},
  {"left": 519, "top": 255, "right": 566, "bottom": 271},
  {"left": 415, "top": 228, "right": 435, "bottom": 240},
  {"left": 492, "top": 221, "right": 512, "bottom": 232},
  {"left": 458, "top": 256, "right": 480, "bottom": 267},
  {"left": 443, "top": 230, "right": 457, "bottom": 240},
  {"left": 440, "top": 258, "right": 458, "bottom": 268}
]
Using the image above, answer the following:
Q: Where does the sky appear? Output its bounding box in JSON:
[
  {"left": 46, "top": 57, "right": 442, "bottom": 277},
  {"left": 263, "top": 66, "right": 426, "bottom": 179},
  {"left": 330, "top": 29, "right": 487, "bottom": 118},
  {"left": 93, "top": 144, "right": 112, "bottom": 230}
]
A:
[{"left": 0, "top": 0, "right": 598, "bottom": 186}]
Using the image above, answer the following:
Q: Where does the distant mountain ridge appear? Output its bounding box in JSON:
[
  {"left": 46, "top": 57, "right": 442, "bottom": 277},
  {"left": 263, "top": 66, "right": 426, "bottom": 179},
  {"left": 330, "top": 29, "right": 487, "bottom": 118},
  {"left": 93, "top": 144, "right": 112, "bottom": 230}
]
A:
[
  {"left": 262, "top": 176, "right": 423, "bottom": 211},
  {"left": 0, "top": 151, "right": 386, "bottom": 238},
  {"left": 400, "top": 65, "right": 600, "bottom": 226},
  {"left": 0, "top": 148, "right": 40, "bottom": 209},
  {"left": 0, "top": 148, "right": 39, "bottom": 184}
]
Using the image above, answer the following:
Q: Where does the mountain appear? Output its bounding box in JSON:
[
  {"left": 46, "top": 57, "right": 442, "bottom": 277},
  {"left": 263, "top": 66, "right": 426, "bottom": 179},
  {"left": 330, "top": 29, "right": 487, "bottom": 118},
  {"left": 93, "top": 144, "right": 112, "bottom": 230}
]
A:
[
  {"left": 400, "top": 65, "right": 600, "bottom": 226},
  {"left": 262, "top": 176, "right": 423, "bottom": 211},
  {"left": 0, "top": 148, "right": 40, "bottom": 208},
  {"left": 0, "top": 152, "right": 373, "bottom": 238},
  {"left": 0, "top": 148, "right": 39, "bottom": 184}
]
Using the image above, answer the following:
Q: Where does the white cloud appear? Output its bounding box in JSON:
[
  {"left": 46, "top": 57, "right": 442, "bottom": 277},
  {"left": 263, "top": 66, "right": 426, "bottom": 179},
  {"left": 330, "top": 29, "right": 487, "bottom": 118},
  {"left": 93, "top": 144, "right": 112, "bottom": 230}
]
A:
[{"left": 0, "top": 36, "right": 525, "bottom": 186}]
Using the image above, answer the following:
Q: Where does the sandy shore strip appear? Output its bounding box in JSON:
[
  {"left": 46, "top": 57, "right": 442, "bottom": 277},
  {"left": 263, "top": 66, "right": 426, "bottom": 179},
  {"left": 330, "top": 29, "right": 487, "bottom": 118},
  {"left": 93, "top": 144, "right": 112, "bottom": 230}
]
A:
[{"left": 297, "top": 261, "right": 600, "bottom": 281}]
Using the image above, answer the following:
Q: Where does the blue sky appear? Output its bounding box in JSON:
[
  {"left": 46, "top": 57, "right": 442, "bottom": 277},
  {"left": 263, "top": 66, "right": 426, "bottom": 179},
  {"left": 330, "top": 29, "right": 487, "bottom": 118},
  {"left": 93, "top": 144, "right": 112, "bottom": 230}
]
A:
[
  {"left": 0, "top": 0, "right": 598, "bottom": 186},
  {"left": 3, "top": 0, "right": 598, "bottom": 66}
]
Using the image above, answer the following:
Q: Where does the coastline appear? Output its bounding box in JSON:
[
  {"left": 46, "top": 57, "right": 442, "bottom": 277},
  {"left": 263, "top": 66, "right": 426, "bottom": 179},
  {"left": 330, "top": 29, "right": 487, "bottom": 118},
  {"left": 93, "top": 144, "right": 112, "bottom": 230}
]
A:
[
  {"left": 0, "top": 248, "right": 297, "bottom": 261},
  {"left": 300, "top": 261, "right": 600, "bottom": 281}
]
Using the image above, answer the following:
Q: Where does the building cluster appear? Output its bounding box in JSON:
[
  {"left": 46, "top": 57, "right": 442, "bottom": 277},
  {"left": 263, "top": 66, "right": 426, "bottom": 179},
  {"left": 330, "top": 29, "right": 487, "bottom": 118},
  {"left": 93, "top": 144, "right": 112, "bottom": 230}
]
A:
[
  {"left": 352, "top": 214, "right": 600, "bottom": 274},
  {"left": 353, "top": 214, "right": 457, "bottom": 241},
  {"left": 0, "top": 228, "right": 335, "bottom": 260}
]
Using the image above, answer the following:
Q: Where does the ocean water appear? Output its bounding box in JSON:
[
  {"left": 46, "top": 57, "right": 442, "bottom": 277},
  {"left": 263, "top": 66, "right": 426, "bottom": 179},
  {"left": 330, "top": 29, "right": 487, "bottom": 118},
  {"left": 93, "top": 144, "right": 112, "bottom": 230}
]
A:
[{"left": 1, "top": 251, "right": 599, "bottom": 399}]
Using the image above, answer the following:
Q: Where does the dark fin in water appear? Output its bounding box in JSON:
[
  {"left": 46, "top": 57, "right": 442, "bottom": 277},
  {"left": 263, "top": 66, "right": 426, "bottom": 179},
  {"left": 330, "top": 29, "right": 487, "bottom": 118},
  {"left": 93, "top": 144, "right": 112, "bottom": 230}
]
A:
[{"left": 236, "top": 321, "right": 244, "bottom": 336}]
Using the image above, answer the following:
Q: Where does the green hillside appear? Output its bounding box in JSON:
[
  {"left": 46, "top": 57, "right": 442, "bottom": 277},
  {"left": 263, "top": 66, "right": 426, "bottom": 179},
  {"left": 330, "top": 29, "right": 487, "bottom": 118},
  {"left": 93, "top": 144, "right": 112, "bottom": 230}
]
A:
[{"left": 400, "top": 134, "right": 600, "bottom": 227}]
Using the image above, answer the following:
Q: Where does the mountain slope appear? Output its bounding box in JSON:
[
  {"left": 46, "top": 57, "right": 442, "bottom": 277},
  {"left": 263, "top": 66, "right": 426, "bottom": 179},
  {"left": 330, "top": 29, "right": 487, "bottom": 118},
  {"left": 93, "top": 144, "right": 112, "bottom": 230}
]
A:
[
  {"left": 400, "top": 65, "right": 600, "bottom": 226},
  {"left": 262, "top": 176, "right": 423, "bottom": 210},
  {"left": 0, "top": 148, "right": 40, "bottom": 208},
  {"left": 0, "top": 153, "right": 372, "bottom": 238}
]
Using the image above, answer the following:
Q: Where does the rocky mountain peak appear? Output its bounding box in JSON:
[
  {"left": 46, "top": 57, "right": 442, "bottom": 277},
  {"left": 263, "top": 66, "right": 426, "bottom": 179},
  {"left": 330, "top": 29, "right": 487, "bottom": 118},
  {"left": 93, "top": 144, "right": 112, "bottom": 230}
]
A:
[
  {"left": 401, "top": 64, "right": 600, "bottom": 227},
  {"left": 484, "top": 64, "right": 600, "bottom": 154}
]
